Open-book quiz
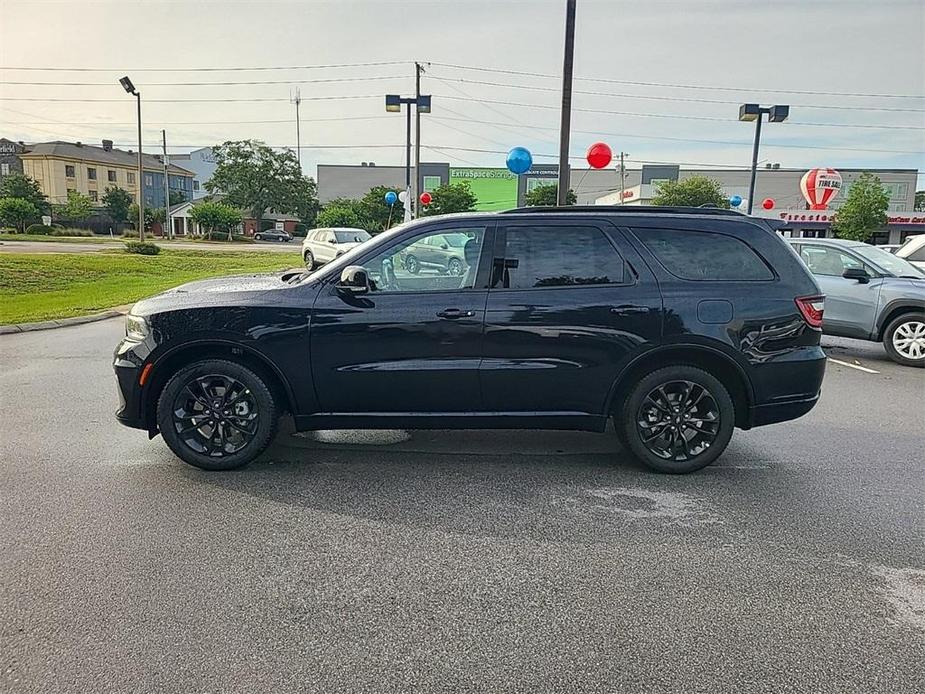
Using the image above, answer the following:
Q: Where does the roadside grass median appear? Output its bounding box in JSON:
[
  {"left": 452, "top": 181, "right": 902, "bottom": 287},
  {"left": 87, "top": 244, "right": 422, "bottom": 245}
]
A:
[
  {"left": 0, "top": 233, "right": 113, "bottom": 244},
  {"left": 0, "top": 248, "right": 303, "bottom": 325}
]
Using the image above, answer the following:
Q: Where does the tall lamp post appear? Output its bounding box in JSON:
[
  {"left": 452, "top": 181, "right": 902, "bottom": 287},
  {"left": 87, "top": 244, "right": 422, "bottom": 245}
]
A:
[
  {"left": 386, "top": 93, "right": 431, "bottom": 222},
  {"left": 120, "top": 76, "right": 145, "bottom": 242},
  {"left": 739, "top": 103, "right": 789, "bottom": 214}
]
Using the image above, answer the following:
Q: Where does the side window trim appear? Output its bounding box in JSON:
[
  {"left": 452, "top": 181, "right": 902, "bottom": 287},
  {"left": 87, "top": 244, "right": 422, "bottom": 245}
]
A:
[{"left": 492, "top": 222, "right": 633, "bottom": 291}]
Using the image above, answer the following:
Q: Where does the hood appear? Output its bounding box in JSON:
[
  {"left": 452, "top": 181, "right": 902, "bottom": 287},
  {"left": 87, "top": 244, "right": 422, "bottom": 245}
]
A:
[{"left": 130, "top": 271, "right": 310, "bottom": 316}]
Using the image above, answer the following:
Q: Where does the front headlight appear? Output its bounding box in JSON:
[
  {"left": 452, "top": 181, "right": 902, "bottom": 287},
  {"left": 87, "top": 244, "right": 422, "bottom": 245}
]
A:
[{"left": 125, "top": 314, "right": 149, "bottom": 341}]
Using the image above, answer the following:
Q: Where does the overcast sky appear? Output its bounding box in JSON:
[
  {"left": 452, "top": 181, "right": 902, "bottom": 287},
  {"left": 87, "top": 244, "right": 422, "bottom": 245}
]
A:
[{"left": 1, "top": 0, "right": 923, "bottom": 185}]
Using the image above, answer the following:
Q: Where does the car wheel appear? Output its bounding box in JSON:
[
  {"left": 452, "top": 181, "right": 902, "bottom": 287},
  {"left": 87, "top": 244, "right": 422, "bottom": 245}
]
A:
[
  {"left": 447, "top": 258, "right": 464, "bottom": 276},
  {"left": 304, "top": 250, "right": 315, "bottom": 269},
  {"left": 405, "top": 254, "right": 420, "bottom": 274},
  {"left": 883, "top": 313, "right": 925, "bottom": 367},
  {"left": 157, "top": 359, "right": 278, "bottom": 471},
  {"left": 255, "top": 234, "right": 262, "bottom": 241},
  {"left": 616, "top": 366, "right": 735, "bottom": 474}
]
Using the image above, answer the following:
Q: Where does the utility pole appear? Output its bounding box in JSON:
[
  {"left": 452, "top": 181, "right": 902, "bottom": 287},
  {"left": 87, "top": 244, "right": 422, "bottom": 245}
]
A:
[
  {"left": 557, "top": 0, "right": 577, "bottom": 206},
  {"left": 619, "top": 151, "right": 626, "bottom": 205},
  {"left": 291, "top": 88, "right": 302, "bottom": 170},
  {"left": 136, "top": 93, "right": 144, "bottom": 242},
  {"left": 414, "top": 62, "right": 424, "bottom": 217},
  {"left": 162, "top": 129, "right": 171, "bottom": 239}
]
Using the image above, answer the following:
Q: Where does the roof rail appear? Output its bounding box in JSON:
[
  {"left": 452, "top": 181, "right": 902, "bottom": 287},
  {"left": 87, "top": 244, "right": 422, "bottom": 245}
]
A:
[{"left": 499, "top": 205, "right": 750, "bottom": 218}]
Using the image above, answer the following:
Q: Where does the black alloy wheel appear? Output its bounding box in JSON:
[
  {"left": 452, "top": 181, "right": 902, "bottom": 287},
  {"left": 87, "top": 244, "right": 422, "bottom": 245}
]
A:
[
  {"left": 405, "top": 255, "right": 420, "bottom": 274},
  {"left": 618, "top": 365, "right": 735, "bottom": 473},
  {"left": 447, "top": 257, "right": 464, "bottom": 276},
  {"left": 157, "top": 359, "right": 278, "bottom": 471}
]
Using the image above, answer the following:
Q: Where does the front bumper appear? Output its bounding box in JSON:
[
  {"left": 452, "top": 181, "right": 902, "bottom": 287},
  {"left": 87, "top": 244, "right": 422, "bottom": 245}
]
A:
[{"left": 113, "top": 337, "right": 149, "bottom": 431}]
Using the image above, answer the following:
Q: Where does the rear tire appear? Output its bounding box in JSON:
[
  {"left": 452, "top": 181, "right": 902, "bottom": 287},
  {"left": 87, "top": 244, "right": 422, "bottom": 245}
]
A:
[
  {"left": 255, "top": 234, "right": 263, "bottom": 241},
  {"left": 883, "top": 313, "right": 925, "bottom": 367},
  {"left": 405, "top": 254, "right": 420, "bottom": 274},
  {"left": 157, "top": 359, "right": 278, "bottom": 471},
  {"left": 616, "top": 365, "right": 735, "bottom": 474}
]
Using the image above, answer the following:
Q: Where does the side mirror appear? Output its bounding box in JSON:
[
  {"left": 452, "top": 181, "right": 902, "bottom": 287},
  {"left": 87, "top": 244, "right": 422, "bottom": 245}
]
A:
[
  {"left": 842, "top": 267, "right": 870, "bottom": 284},
  {"left": 337, "top": 265, "right": 370, "bottom": 295}
]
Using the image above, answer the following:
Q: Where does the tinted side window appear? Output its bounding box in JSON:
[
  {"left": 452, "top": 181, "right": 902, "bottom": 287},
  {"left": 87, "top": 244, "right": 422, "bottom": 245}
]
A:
[
  {"left": 635, "top": 228, "right": 773, "bottom": 281},
  {"left": 502, "top": 225, "right": 625, "bottom": 289}
]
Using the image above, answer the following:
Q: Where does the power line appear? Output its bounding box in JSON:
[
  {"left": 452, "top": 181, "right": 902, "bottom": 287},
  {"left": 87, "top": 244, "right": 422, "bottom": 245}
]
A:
[
  {"left": 429, "top": 62, "right": 925, "bottom": 100},
  {"left": 429, "top": 115, "right": 925, "bottom": 156},
  {"left": 0, "top": 94, "right": 379, "bottom": 104},
  {"left": 0, "top": 115, "right": 393, "bottom": 126},
  {"left": 0, "top": 60, "right": 410, "bottom": 73},
  {"left": 1, "top": 75, "right": 407, "bottom": 87},
  {"left": 427, "top": 75, "right": 925, "bottom": 114},
  {"left": 433, "top": 94, "right": 925, "bottom": 131}
]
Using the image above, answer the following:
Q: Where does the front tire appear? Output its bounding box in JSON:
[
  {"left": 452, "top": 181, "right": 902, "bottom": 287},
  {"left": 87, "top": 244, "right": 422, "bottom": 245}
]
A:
[
  {"left": 405, "top": 254, "right": 420, "bottom": 274},
  {"left": 883, "top": 313, "right": 925, "bottom": 367},
  {"left": 157, "top": 359, "right": 278, "bottom": 471},
  {"left": 447, "top": 257, "right": 464, "bottom": 276},
  {"left": 304, "top": 250, "right": 315, "bottom": 269},
  {"left": 616, "top": 365, "right": 735, "bottom": 474},
  {"left": 255, "top": 234, "right": 263, "bottom": 241}
]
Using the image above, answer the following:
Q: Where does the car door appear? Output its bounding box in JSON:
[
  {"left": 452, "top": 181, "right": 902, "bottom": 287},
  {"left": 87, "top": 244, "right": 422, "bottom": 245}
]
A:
[
  {"left": 480, "top": 220, "right": 662, "bottom": 416},
  {"left": 797, "top": 244, "right": 883, "bottom": 338},
  {"left": 318, "top": 231, "right": 337, "bottom": 262},
  {"left": 309, "top": 223, "right": 494, "bottom": 414}
]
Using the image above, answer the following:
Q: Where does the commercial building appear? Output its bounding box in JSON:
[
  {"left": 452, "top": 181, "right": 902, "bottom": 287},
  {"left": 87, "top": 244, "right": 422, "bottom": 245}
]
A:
[
  {"left": 17, "top": 139, "right": 195, "bottom": 208},
  {"left": 169, "top": 147, "right": 218, "bottom": 199},
  {"left": 0, "top": 139, "right": 26, "bottom": 181},
  {"left": 316, "top": 161, "right": 921, "bottom": 244}
]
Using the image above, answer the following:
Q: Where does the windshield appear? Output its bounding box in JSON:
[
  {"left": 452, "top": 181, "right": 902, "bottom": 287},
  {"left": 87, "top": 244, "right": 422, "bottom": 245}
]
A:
[
  {"left": 854, "top": 245, "right": 925, "bottom": 278},
  {"left": 335, "top": 229, "right": 371, "bottom": 244}
]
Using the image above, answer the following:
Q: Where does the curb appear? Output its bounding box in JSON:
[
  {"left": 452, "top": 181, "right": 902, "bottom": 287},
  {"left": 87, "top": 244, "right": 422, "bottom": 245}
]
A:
[{"left": 0, "top": 306, "right": 131, "bottom": 335}]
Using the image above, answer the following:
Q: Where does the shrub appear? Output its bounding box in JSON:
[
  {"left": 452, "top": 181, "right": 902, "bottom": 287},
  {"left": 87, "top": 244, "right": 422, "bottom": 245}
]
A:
[
  {"left": 124, "top": 241, "right": 161, "bottom": 255},
  {"left": 52, "top": 228, "right": 94, "bottom": 237},
  {"left": 25, "top": 223, "right": 53, "bottom": 235},
  {"left": 121, "top": 230, "right": 139, "bottom": 238}
]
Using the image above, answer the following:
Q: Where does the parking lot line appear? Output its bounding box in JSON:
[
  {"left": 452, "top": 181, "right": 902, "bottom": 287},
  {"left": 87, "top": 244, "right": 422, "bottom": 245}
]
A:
[{"left": 827, "top": 357, "right": 880, "bottom": 374}]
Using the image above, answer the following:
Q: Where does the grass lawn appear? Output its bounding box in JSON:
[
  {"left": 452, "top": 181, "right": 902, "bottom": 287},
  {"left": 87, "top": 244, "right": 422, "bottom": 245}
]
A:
[{"left": 0, "top": 248, "right": 303, "bottom": 324}]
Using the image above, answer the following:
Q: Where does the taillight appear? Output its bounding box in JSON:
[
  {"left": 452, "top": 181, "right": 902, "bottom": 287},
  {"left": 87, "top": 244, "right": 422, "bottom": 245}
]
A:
[{"left": 795, "top": 295, "right": 825, "bottom": 329}]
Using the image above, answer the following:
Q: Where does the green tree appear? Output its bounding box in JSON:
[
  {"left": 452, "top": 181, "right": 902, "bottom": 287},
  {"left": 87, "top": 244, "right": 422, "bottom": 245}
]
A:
[
  {"left": 0, "top": 174, "right": 49, "bottom": 214},
  {"left": 914, "top": 190, "right": 925, "bottom": 212},
  {"left": 206, "top": 140, "right": 319, "bottom": 227},
  {"left": 316, "top": 204, "right": 362, "bottom": 229},
  {"left": 53, "top": 190, "right": 93, "bottom": 224},
  {"left": 129, "top": 204, "right": 166, "bottom": 233},
  {"left": 357, "top": 186, "right": 404, "bottom": 232},
  {"left": 421, "top": 181, "right": 478, "bottom": 216},
  {"left": 651, "top": 176, "right": 731, "bottom": 209},
  {"left": 189, "top": 200, "right": 243, "bottom": 240},
  {"left": 102, "top": 186, "right": 133, "bottom": 227},
  {"left": 0, "top": 197, "right": 40, "bottom": 232},
  {"left": 168, "top": 190, "right": 188, "bottom": 207},
  {"left": 831, "top": 172, "right": 890, "bottom": 242},
  {"left": 524, "top": 183, "right": 577, "bottom": 206}
]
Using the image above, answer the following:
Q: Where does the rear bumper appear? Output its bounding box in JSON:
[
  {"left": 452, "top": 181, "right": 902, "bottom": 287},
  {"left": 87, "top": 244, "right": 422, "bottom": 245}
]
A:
[{"left": 748, "top": 392, "right": 821, "bottom": 427}]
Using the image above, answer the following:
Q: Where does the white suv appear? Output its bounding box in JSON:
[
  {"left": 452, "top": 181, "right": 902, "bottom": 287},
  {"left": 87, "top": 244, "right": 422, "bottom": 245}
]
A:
[
  {"left": 302, "top": 227, "right": 371, "bottom": 269},
  {"left": 895, "top": 234, "right": 925, "bottom": 271}
]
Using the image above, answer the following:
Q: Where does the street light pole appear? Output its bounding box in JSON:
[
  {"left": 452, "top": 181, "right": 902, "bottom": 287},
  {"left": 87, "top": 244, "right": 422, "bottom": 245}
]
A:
[
  {"left": 134, "top": 91, "right": 144, "bottom": 242},
  {"left": 162, "top": 129, "right": 171, "bottom": 239},
  {"left": 739, "top": 103, "right": 789, "bottom": 215},
  {"left": 292, "top": 87, "right": 302, "bottom": 170},
  {"left": 556, "top": 0, "right": 577, "bottom": 206},
  {"left": 386, "top": 93, "right": 431, "bottom": 221},
  {"left": 414, "top": 62, "right": 423, "bottom": 217}
]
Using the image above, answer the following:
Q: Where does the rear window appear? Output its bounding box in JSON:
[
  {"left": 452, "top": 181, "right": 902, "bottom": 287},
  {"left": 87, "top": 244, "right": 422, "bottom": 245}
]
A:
[
  {"left": 502, "top": 225, "right": 625, "bottom": 288},
  {"left": 635, "top": 228, "right": 773, "bottom": 281}
]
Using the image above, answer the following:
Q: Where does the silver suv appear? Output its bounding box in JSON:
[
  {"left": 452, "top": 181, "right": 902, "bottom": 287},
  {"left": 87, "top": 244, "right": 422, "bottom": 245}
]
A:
[
  {"left": 302, "top": 227, "right": 371, "bottom": 269},
  {"left": 789, "top": 238, "right": 925, "bottom": 366}
]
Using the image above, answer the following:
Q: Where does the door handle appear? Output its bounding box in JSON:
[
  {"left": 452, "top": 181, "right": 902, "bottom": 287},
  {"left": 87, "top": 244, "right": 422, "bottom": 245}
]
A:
[
  {"left": 610, "top": 305, "right": 650, "bottom": 316},
  {"left": 437, "top": 308, "right": 475, "bottom": 319}
]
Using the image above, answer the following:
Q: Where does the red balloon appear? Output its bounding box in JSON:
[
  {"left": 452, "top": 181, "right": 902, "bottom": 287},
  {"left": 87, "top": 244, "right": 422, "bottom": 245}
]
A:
[
  {"left": 419, "top": 192, "right": 432, "bottom": 205},
  {"left": 762, "top": 198, "right": 775, "bottom": 210},
  {"left": 586, "top": 142, "right": 613, "bottom": 169}
]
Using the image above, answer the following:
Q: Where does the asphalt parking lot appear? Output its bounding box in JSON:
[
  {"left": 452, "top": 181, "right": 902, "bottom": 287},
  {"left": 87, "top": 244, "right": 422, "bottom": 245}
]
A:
[{"left": 0, "top": 320, "right": 922, "bottom": 693}]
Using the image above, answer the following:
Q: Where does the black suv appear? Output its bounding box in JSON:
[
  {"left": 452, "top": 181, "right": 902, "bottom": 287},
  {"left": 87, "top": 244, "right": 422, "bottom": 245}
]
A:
[{"left": 114, "top": 207, "right": 826, "bottom": 474}]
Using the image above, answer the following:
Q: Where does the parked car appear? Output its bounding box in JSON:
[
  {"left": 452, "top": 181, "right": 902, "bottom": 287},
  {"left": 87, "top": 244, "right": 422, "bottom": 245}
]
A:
[
  {"left": 115, "top": 206, "right": 827, "bottom": 474},
  {"left": 400, "top": 231, "right": 473, "bottom": 276},
  {"left": 894, "top": 234, "right": 925, "bottom": 270},
  {"left": 876, "top": 244, "right": 902, "bottom": 254},
  {"left": 254, "top": 228, "right": 292, "bottom": 242},
  {"left": 789, "top": 238, "right": 925, "bottom": 366},
  {"left": 303, "top": 227, "right": 372, "bottom": 268}
]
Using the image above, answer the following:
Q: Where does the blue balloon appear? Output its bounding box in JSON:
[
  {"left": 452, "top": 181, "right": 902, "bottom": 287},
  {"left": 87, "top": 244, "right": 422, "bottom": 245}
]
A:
[
  {"left": 729, "top": 195, "right": 742, "bottom": 207},
  {"left": 506, "top": 147, "right": 533, "bottom": 175},
  {"left": 384, "top": 191, "right": 398, "bottom": 205}
]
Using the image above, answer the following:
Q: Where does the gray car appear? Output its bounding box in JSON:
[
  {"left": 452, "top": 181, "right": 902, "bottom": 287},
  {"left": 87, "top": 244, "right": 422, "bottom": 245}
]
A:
[{"left": 789, "top": 238, "right": 925, "bottom": 366}]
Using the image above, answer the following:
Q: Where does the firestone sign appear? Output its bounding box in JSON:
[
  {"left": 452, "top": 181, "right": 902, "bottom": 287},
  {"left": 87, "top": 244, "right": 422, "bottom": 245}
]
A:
[{"left": 775, "top": 210, "right": 925, "bottom": 226}]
